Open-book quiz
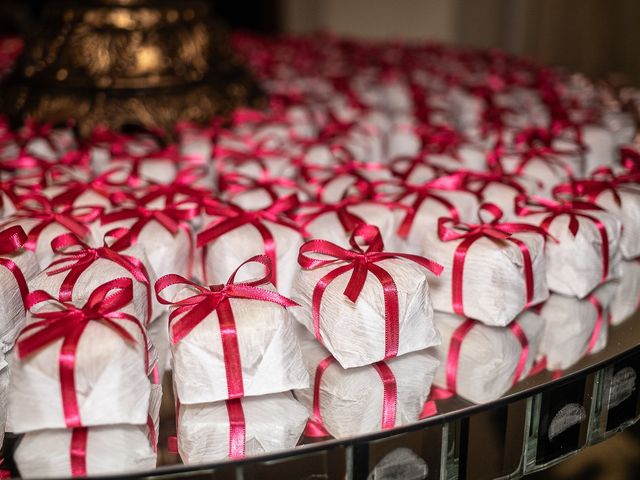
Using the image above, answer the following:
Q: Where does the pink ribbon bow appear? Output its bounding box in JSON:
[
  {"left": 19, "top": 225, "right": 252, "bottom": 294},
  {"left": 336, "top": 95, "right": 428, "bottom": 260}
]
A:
[
  {"left": 298, "top": 223, "right": 444, "bottom": 360},
  {"left": 17, "top": 278, "right": 149, "bottom": 428},
  {"left": 46, "top": 230, "right": 154, "bottom": 324},
  {"left": 438, "top": 203, "right": 550, "bottom": 316},
  {"left": 514, "top": 194, "right": 610, "bottom": 282},
  {"left": 4, "top": 195, "right": 102, "bottom": 251},
  {"left": 196, "top": 194, "right": 301, "bottom": 286}
]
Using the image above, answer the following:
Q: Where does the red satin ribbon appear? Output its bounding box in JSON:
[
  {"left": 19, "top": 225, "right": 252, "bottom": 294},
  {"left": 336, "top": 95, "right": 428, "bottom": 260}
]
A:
[
  {"left": 70, "top": 427, "right": 88, "bottom": 477},
  {"left": 515, "top": 194, "right": 610, "bottom": 282},
  {"left": 155, "top": 255, "right": 298, "bottom": 399},
  {"left": 101, "top": 200, "right": 198, "bottom": 276},
  {"left": 46, "top": 231, "right": 154, "bottom": 324},
  {"left": 555, "top": 167, "right": 640, "bottom": 207},
  {"left": 0, "top": 225, "right": 30, "bottom": 308},
  {"left": 17, "top": 278, "right": 149, "bottom": 428},
  {"left": 4, "top": 195, "right": 101, "bottom": 251},
  {"left": 298, "top": 223, "right": 443, "bottom": 360},
  {"left": 438, "top": 203, "right": 549, "bottom": 315},
  {"left": 226, "top": 399, "right": 246, "bottom": 459},
  {"left": 196, "top": 195, "right": 301, "bottom": 286},
  {"left": 304, "top": 355, "right": 335, "bottom": 437}
]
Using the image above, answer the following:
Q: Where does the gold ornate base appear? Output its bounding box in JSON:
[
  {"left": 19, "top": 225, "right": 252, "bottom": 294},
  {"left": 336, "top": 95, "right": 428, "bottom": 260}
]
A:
[{"left": 0, "top": 1, "right": 264, "bottom": 137}]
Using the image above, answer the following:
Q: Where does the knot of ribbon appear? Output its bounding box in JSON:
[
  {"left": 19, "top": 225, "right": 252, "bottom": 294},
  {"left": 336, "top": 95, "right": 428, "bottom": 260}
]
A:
[
  {"left": 298, "top": 223, "right": 444, "bottom": 360},
  {"left": 438, "top": 203, "right": 551, "bottom": 315},
  {"left": 514, "top": 194, "right": 610, "bottom": 282},
  {"left": 6, "top": 195, "right": 102, "bottom": 250},
  {"left": 16, "top": 277, "right": 149, "bottom": 428},
  {"left": 155, "top": 255, "right": 298, "bottom": 400},
  {"left": 46, "top": 231, "right": 154, "bottom": 324},
  {"left": 197, "top": 194, "right": 301, "bottom": 286}
]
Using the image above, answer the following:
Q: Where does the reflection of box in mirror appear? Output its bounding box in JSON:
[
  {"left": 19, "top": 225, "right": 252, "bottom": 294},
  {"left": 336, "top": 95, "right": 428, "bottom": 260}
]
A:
[
  {"left": 430, "top": 310, "right": 542, "bottom": 404},
  {"left": 295, "top": 333, "right": 438, "bottom": 439}
]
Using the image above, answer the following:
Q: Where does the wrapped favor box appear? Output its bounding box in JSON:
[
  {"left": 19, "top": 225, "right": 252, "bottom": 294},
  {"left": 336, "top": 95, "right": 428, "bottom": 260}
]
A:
[
  {"left": 15, "top": 384, "right": 161, "bottom": 479},
  {"left": 0, "top": 226, "right": 40, "bottom": 352},
  {"left": 294, "top": 333, "right": 438, "bottom": 438},
  {"left": 610, "top": 260, "right": 640, "bottom": 326},
  {"left": 430, "top": 310, "right": 543, "bottom": 404},
  {"left": 515, "top": 197, "right": 622, "bottom": 298},
  {"left": 197, "top": 197, "right": 303, "bottom": 296},
  {"left": 177, "top": 392, "right": 308, "bottom": 464},
  {"left": 100, "top": 205, "right": 194, "bottom": 279},
  {"left": 538, "top": 282, "right": 617, "bottom": 371},
  {"left": 8, "top": 279, "right": 154, "bottom": 433},
  {"left": 158, "top": 265, "right": 309, "bottom": 404},
  {"left": 292, "top": 225, "right": 441, "bottom": 368},
  {"left": 425, "top": 210, "right": 548, "bottom": 326},
  {"left": 29, "top": 235, "right": 160, "bottom": 325}
]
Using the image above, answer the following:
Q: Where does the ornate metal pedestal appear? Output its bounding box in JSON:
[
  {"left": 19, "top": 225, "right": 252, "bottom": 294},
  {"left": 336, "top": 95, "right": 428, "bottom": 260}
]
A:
[{"left": 0, "top": 0, "right": 264, "bottom": 137}]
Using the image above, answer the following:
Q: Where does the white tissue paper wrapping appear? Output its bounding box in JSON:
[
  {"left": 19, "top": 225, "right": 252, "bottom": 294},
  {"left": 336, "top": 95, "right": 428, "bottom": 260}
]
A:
[
  {"left": 170, "top": 285, "right": 309, "bottom": 404},
  {"left": 517, "top": 210, "right": 622, "bottom": 298},
  {"left": 538, "top": 282, "right": 617, "bottom": 371},
  {"left": 430, "top": 310, "right": 543, "bottom": 404},
  {"left": 0, "top": 247, "right": 39, "bottom": 352},
  {"left": 15, "top": 384, "right": 162, "bottom": 479},
  {"left": 8, "top": 302, "right": 155, "bottom": 432},
  {"left": 1, "top": 217, "right": 100, "bottom": 269},
  {"left": 588, "top": 185, "right": 640, "bottom": 260},
  {"left": 294, "top": 334, "right": 439, "bottom": 438},
  {"left": 303, "top": 202, "right": 401, "bottom": 252},
  {"left": 0, "top": 356, "right": 8, "bottom": 448},
  {"left": 609, "top": 260, "right": 640, "bottom": 326},
  {"left": 582, "top": 125, "right": 617, "bottom": 173},
  {"left": 500, "top": 152, "right": 577, "bottom": 196},
  {"left": 28, "top": 243, "right": 161, "bottom": 325},
  {"left": 148, "top": 312, "right": 171, "bottom": 377},
  {"left": 198, "top": 216, "right": 303, "bottom": 297},
  {"left": 292, "top": 257, "right": 440, "bottom": 369},
  {"left": 424, "top": 231, "right": 548, "bottom": 326},
  {"left": 476, "top": 179, "right": 540, "bottom": 220},
  {"left": 399, "top": 190, "right": 479, "bottom": 254},
  {"left": 177, "top": 392, "right": 309, "bottom": 464},
  {"left": 97, "top": 218, "right": 193, "bottom": 280}
]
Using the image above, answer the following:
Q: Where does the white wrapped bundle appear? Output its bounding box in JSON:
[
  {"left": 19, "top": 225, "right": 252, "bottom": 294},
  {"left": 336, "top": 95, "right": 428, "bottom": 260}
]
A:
[
  {"left": 430, "top": 310, "right": 543, "bottom": 404},
  {"left": 197, "top": 197, "right": 303, "bottom": 296},
  {"left": 397, "top": 186, "right": 479, "bottom": 253},
  {"left": 499, "top": 152, "right": 576, "bottom": 196},
  {"left": 8, "top": 278, "right": 153, "bottom": 433},
  {"left": 294, "top": 334, "right": 438, "bottom": 438},
  {"left": 15, "top": 384, "right": 161, "bottom": 479},
  {"left": 0, "top": 226, "right": 40, "bottom": 352},
  {"left": 424, "top": 206, "right": 548, "bottom": 326},
  {"left": 610, "top": 260, "right": 640, "bottom": 325},
  {"left": 582, "top": 125, "right": 616, "bottom": 173},
  {"left": 302, "top": 201, "right": 401, "bottom": 252},
  {"left": 515, "top": 198, "right": 622, "bottom": 298},
  {"left": 292, "top": 225, "right": 441, "bottom": 368},
  {"left": 582, "top": 181, "right": 640, "bottom": 259},
  {"left": 28, "top": 236, "right": 160, "bottom": 325},
  {"left": 158, "top": 257, "right": 308, "bottom": 404},
  {"left": 538, "top": 282, "right": 617, "bottom": 370},
  {"left": 99, "top": 206, "right": 194, "bottom": 280},
  {"left": 177, "top": 392, "right": 308, "bottom": 464},
  {"left": 2, "top": 198, "right": 101, "bottom": 269}
]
